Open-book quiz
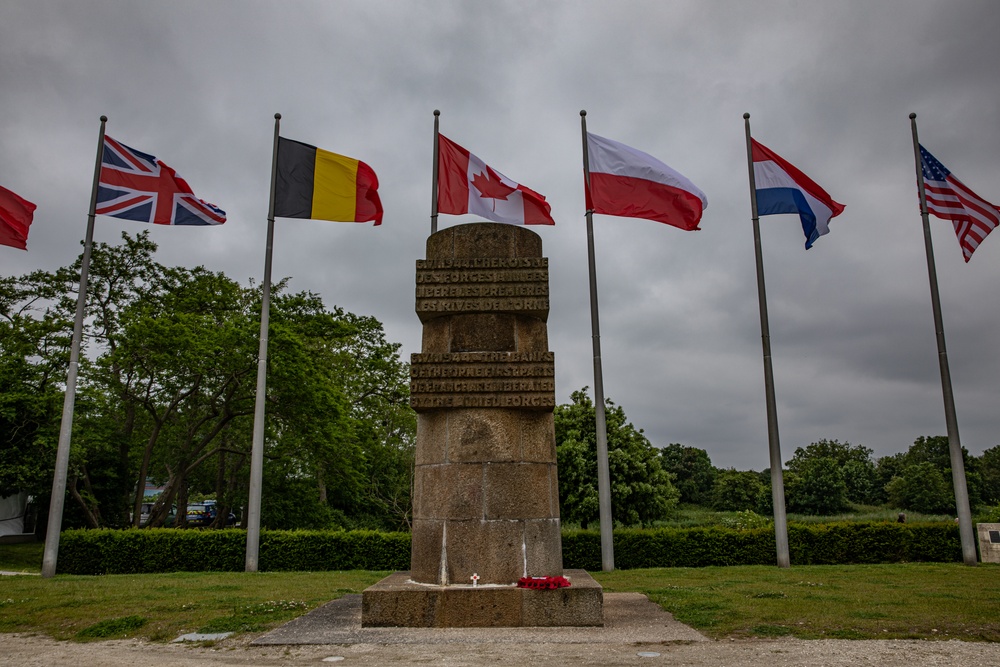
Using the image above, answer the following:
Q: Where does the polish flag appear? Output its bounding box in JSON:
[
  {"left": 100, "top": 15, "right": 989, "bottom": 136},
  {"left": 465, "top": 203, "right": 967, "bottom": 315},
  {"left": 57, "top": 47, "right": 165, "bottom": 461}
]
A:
[
  {"left": 0, "top": 184, "right": 36, "bottom": 250},
  {"left": 437, "top": 134, "right": 555, "bottom": 225},
  {"left": 585, "top": 132, "right": 706, "bottom": 231},
  {"left": 751, "top": 139, "right": 845, "bottom": 249}
]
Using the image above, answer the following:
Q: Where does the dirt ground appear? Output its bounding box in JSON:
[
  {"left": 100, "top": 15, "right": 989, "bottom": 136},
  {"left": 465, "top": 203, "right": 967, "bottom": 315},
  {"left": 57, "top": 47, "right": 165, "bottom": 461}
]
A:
[{"left": 4, "top": 633, "right": 1000, "bottom": 666}]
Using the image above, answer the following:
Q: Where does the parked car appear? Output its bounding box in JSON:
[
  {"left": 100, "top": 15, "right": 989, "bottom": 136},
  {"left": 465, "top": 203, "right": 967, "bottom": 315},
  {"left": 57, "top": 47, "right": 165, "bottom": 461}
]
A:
[
  {"left": 185, "top": 503, "right": 215, "bottom": 527},
  {"left": 203, "top": 500, "right": 237, "bottom": 527},
  {"left": 137, "top": 502, "right": 175, "bottom": 527},
  {"left": 185, "top": 502, "right": 236, "bottom": 528}
]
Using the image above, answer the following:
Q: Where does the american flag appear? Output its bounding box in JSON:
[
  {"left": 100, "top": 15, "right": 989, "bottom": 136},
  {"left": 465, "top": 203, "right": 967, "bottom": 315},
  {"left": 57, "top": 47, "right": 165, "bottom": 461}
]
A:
[
  {"left": 919, "top": 145, "right": 999, "bottom": 262},
  {"left": 97, "top": 136, "right": 225, "bottom": 226}
]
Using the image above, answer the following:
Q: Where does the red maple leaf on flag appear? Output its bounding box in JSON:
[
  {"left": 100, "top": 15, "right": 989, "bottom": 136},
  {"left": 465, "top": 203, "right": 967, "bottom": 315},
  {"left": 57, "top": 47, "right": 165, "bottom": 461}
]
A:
[{"left": 471, "top": 167, "right": 516, "bottom": 211}]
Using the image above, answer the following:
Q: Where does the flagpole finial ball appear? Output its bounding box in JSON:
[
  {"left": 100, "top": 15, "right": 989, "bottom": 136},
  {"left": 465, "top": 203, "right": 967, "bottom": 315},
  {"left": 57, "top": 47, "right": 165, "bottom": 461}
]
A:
[
  {"left": 434, "top": 110, "right": 440, "bottom": 117},
  {"left": 275, "top": 113, "right": 281, "bottom": 120},
  {"left": 909, "top": 112, "right": 917, "bottom": 120},
  {"left": 100, "top": 115, "right": 107, "bottom": 122},
  {"left": 743, "top": 112, "right": 750, "bottom": 119},
  {"left": 580, "top": 110, "right": 586, "bottom": 117}
]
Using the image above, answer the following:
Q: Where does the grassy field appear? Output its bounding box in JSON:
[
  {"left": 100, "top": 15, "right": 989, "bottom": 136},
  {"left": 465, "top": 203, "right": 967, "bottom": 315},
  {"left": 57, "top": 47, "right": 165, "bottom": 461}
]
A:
[
  {"left": 2, "top": 542, "right": 999, "bottom": 642},
  {"left": 597, "top": 563, "right": 1000, "bottom": 640}
]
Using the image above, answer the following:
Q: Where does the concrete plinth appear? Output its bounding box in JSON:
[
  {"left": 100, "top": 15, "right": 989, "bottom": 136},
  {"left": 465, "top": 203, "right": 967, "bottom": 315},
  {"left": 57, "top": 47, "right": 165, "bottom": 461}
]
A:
[{"left": 361, "top": 570, "right": 603, "bottom": 628}]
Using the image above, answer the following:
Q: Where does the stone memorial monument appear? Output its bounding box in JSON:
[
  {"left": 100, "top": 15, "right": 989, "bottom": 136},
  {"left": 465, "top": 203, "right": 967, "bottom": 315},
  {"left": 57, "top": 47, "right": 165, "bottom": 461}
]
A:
[
  {"left": 976, "top": 523, "right": 1000, "bottom": 563},
  {"left": 361, "top": 222, "right": 603, "bottom": 627}
]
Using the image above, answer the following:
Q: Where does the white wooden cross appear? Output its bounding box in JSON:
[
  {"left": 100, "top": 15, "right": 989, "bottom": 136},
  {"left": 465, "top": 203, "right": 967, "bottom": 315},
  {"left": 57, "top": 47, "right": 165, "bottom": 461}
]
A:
[{"left": 470, "top": 573, "right": 480, "bottom": 587}]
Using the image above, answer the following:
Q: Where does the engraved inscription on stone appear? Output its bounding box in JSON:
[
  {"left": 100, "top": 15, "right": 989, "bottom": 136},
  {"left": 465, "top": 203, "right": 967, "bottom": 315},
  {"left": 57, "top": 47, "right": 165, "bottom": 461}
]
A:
[
  {"left": 410, "top": 351, "right": 555, "bottom": 411},
  {"left": 990, "top": 530, "right": 1000, "bottom": 544},
  {"left": 415, "top": 258, "right": 549, "bottom": 322}
]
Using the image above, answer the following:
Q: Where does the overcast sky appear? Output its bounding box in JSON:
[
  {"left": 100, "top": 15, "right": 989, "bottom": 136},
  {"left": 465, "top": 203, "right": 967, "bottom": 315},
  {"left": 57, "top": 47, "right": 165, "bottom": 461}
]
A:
[{"left": 2, "top": 1, "right": 998, "bottom": 471}]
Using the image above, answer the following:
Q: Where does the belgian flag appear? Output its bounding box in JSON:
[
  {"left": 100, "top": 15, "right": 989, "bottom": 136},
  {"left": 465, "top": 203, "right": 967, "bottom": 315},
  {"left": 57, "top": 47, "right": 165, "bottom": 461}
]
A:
[{"left": 273, "top": 137, "right": 383, "bottom": 225}]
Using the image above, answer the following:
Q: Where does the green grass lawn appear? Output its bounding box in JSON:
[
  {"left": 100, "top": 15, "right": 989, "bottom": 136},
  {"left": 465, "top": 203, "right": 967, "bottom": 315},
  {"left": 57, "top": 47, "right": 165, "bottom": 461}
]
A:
[
  {"left": 0, "top": 541, "right": 42, "bottom": 573},
  {"left": 595, "top": 563, "right": 1000, "bottom": 640},
  {"left": 2, "top": 542, "right": 999, "bottom": 643}
]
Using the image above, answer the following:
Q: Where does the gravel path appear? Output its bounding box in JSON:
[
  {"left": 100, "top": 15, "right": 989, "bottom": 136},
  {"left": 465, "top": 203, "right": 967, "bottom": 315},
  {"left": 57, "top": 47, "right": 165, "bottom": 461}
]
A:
[
  {"left": 3, "top": 592, "right": 999, "bottom": 666},
  {"left": 3, "top": 633, "right": 1000, "bottom": 666}
]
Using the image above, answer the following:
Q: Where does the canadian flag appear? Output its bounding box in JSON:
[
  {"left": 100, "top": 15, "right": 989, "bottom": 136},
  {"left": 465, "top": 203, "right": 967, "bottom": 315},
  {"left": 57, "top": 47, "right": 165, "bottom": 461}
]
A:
[{"left": 437, "top": 134, "right": 555, "bottom": 225}]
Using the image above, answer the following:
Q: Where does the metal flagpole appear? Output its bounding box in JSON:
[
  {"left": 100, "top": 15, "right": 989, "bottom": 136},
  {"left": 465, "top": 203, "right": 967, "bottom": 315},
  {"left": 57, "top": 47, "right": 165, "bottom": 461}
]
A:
[
  {"left": 580, "top": 110, "right": 614, "bottom": 572},
  {"left": 908, "top": 113, "right": 977, "bottom": 566},
  {"left": 41, "top": 115, "right": 107, "bottom": 578},
  {"left": 743, "top": 113, "right": 790, "bottom": 569},
  {"left": 246, "top": 112, "right": 281, "bottom": 572},
  {"left": 431, "top": 110, "right": 440, "bottom": 235}
]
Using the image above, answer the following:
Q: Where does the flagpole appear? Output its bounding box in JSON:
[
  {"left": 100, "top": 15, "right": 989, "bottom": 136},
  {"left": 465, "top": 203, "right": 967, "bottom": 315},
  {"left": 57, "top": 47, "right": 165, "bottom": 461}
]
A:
[
  {"left": 908, "top": 113, "right": 977, "bottom": 566},
  {"left": 431, "top": 110, "right": 440, "bottom": 235},
  {"left": 246, "top": 112, "right": 280, "bottom": 572},
  {"left": 743, "top": 113, "right": 790, "bottom": 569},
  {"left": 580, "top": 110, "right": 614, "bottom": 572},
  {"left": 41, "top": 115, "right": 107, "bottom": 578}
]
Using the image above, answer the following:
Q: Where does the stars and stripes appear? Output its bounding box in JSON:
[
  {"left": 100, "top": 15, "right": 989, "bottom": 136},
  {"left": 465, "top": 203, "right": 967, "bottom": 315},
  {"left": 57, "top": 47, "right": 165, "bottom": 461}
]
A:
[
  {"left": 920, "top": 145, "right": 999, "bottom": 262},
  {"left": 97, "top": 136, "right": 225, "bottom": 226}
]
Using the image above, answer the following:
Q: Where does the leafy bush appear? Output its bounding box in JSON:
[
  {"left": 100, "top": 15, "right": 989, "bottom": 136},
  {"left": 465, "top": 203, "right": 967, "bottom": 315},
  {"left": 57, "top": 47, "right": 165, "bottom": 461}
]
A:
[
  {"left": 720, "top": 510, "right": 772, "bottom": 531},
  {"left": 886, "top": 462, "right": 955, "bottom": 514},
  {"left": 59, "top": 528, "right": 409, "bottom": 575},
  {"left": 58, "top": 522, "right": 963, "bottom": 575},
  {"left": 712, "top": 469, "right": 764, "bottom": 511},
  {"left": 562, "top": 522, "right": 962, "bottom": 569}
]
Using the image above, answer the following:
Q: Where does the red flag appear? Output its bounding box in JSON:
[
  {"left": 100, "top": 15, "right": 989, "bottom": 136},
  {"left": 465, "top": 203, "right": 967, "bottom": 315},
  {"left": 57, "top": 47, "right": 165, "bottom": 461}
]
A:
[
  {"left": 585, "top": 132, "right": 706, "bottom": 230},
  {"left": 437, "top": 134, "right": 554, "bottom": 225},
  {"left": 0, "top": 185, "right": 36, "bottom": 250}
]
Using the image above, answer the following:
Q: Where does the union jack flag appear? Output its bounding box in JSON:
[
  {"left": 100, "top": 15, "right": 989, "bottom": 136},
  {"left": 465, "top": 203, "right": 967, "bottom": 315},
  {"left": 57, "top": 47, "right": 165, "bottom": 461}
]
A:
[
  {"left": 97, "top": 136, "right": 226, "bottom": 226},
  {"left": 920, "top": 145, "right": 999, "bottom": 262}
]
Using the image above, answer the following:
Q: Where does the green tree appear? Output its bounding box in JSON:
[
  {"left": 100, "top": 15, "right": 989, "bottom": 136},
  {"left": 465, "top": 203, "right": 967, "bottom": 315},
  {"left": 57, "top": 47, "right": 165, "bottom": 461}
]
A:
[
  {"left": 979, "top": 445, "right": 1000, "bottom": 506},
  {"left": 0, "top": 271, "right": 68, "bottom": 500},
  {"left": 885, "top": 462, "right": 954, "bottom": 514},
  {"left": 879, "top": 436, "right": 981, "bottom": 511},
  {"left": 555, "top": 388, "right": 678, "bottom": 527},
  {"left": 1, "top": 232, "right": 416, "bottom": 531},
  {"left": 659, "top": 443, "right": 716, "bottom": 506},
  {"left": 785, "top": 456, "right": 850, "bottom": 514},
  {"left": 786, "top": 439, "right": 878, "bottom": 506},
  {"left": 711, "top": 468, "right": 764, "bottom": 512}
]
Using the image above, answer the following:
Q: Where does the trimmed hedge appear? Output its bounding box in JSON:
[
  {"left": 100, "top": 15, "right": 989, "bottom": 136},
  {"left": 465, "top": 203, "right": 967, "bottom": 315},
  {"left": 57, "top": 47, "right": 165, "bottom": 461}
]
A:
[
  {"left": 58, "top": 529, "right": 410, "bottom": 575},
  {"left": 561, "top": 523, "right": 963, "bottom": 569},
  {"left": 58, "top": 522, "right": 962, "bottom": 575}
]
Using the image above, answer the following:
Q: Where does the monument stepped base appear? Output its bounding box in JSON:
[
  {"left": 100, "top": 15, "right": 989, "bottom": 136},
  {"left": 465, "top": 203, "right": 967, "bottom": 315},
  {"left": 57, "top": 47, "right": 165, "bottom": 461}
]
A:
[{"left": 361, "top": 569, "right": 603, "bottom": 628}]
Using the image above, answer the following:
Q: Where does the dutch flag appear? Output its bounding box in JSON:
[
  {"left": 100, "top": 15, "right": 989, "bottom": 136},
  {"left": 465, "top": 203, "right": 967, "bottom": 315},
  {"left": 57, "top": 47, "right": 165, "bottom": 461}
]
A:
[{"left": 751, "top": 139, "right": 845, "bottom": 249}]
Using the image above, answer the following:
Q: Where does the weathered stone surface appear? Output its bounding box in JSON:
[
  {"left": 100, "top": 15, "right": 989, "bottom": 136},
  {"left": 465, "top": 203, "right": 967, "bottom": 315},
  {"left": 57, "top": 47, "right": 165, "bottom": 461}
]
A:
[
  {"left": 977, "top": 523, "right": 1000, "bottom": 563},
  {"left": 414, "top": 223, "right": 549, "bottom": 324},
  {"left": 410, "top": 352, "right": 556, "bottom": 412},
  {"left": 452, "top": 223, "right": 518, "bottom": 259},
  {"left": 447, "top": 409, "right": 520, "bottom": 463},
  {"left": 484, "top": 463, "right": 557, "bottom": 520},
  {"left": 515, "top": 227, "right": 543, "bottom": 258},
  {"left": 420, "top": 317, "right": 450, "bottom": 353},
  {"left": 361, "top": 570, "right": 603, "bottom": 628},
  {"left": 425, "top": 226, "right": 454, "bottom": 259},
  {"left": 408, "top": 519, "right": 444, "bottom": 583},
  {"left": 379, "top": 221, "right": 599, "bottom": 628},
  {"left": 413, "top": 464, "right": 482, "bottom": 520},
  {"left": 450, "top": 313, "right": 516, "bottom": 352},
  {"left": 515, "top": 316, "right": 549, "bottom": 352},
  {"left": 446, "top": 519, "right": 525, "bottom": 585},
  {"left": 414, "top": 413, "right": 448, "bottom": 465},
  {"left": 524, "top": 518, "right": 564, "bottom": 577},
  {"left": 519, "top": 571, "right": 604, "bottom": 627},
  {"left": 521, "top": 412, "right": 557, "bottom": 463}
]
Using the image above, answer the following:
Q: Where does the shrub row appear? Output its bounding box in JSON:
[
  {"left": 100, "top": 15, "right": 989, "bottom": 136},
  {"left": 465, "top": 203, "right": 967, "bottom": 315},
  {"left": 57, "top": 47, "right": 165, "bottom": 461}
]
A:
[
  {"left": 561, "top": 523, "right": 963, "bottom": 569},
  {"left": 58, "top": 522, "right": 962, "bottom": 575},
  {"left": 58, "top": 528, "right": 410, "bottom": 575}
]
